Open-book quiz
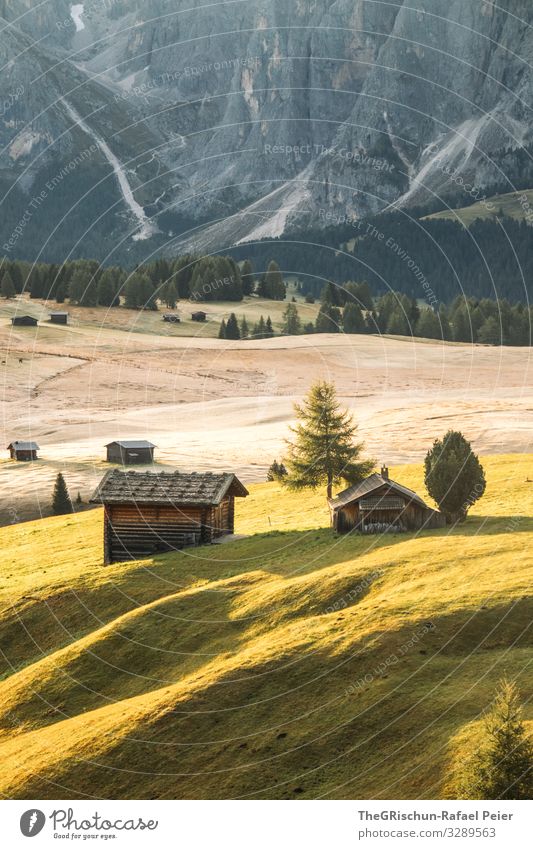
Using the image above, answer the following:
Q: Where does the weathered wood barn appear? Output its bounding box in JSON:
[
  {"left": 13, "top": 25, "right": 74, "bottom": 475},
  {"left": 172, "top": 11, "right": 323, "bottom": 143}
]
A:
[
  {"left": 105, "top": 440, "right": 156, "bottom": 465},
  {"left": 49, "top": 312, "right": 69, "bottom": 325},
  {"left": 91, "top": 469, "right": 249, "bottom": 564},
  {"left": 10, "top": 316, "right": 37, "bottom": 327},
  {"left": 191, "top": 310, "right": 207, "bottom": 322},
  {"left": 7, "top": 440, "right": 39, "bottom": 461},
  {"left": 329, "top": 467, "right": 445, "bottom": 533}
]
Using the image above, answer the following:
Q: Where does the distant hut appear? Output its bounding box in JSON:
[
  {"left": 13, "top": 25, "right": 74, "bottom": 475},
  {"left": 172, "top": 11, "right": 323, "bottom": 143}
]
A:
[
  {"left": 49, "top": 312, "right": 69, "bottom": 325},
  {"left": 163, "top": 314, "right": 180, "bottom": 323},
  {"left": 105, "top": 440, "right": 156, "bottom": 465},
  {"left": 7, "top": 440, "right": 39, "bottom": 461},
  {"left": 10, "top": 316, "right": 37, "bottom": 327},
  {"left": 191, "top": 310, "right": 207, "bottom": 322},
  {"left": 91, "top": 469, "right": 249, "bottom": 564},
  {"left": 329, "top": 466, "right": 445, "bottom": 534}
]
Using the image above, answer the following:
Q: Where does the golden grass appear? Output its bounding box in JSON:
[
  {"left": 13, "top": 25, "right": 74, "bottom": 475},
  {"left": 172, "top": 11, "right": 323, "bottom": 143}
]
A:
[{"left": 0, "top": 455, "right": 531, "bottom": 799}]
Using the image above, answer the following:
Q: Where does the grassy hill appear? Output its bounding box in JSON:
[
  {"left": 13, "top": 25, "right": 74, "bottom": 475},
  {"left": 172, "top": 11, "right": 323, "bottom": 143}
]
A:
[
  {"left": 0, "top": 456, "right": 531, "bottom": 799},
  {"left": 424, "top": 189, "right": 533, "bottom": 227}
]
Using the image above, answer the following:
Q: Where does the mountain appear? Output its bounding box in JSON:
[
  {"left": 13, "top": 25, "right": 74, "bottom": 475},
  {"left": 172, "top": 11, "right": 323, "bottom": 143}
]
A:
[{"left": 1, "top": 1, "right": 533, "bottom": 260}]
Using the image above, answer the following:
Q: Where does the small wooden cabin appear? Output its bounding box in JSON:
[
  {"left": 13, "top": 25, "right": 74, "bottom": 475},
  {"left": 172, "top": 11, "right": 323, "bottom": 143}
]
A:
[
  {"left": 49, "top": 312, "right": 69, "bottom": 325},
  {"left": 11, "top": 316, "right": 37, "bottom": 327},
  {"left": 191, "top": 311, "right": 207, "bottom": 322},
  {"left": 163, "top": 314, "right": 180, "bottom": 323},
  {"left": 329, "top": 466, "right": 445, "bottom": 534},
  {"left": 91, "top": 469, "right": 249, "bottom": 564},
  {"left": 7, "top": 440, "right": 39, "bottom": 461},
  {"left": 105, "top": 440, "right": 156, "bottom": 465}
]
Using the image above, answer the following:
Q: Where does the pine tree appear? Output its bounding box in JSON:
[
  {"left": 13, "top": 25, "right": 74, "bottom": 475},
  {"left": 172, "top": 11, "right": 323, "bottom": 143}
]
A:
[
  {"left": 342, "top": 302, "right": 365, "bottom": 333},
  {"left": 259, "top": 261, "right": 285, "bottom": 300},
  {"left": 225, "top": 313, "right": 241, "bottom": 339},
  {"left": 282, "top": 302, "right": 301, "bottom": 335},
  {"left": 96, "top": 269, "right": 117, "bottom": 307},
  {"left": 321, "top": 280, "right": 343, "bottom": 306},
  {"left": 478, "top": 316, "right": 502, "bottom": 345},
  {"left": 416, "top": 308, "right": 442, "bottom": 340},
  {"left": 267, "top": 460, "right": 288, "bottom": 482},
  {"left": 456, "top": 679, "right": 533, "bottom": 800},
  {"left": 241, "top": 259, "right": 255, "bottom": 296},
  {"left": 253, "top": 315, "right": 266, "bottom": 338},
  {"left": 218, "top": 318, "right": 227, "bottom": 339},
  {"left": 424, "top": 430, "right": 486, "bottom": 523},
  {"left": 240, "top": 316, "right": 249, "bottom": 338},
  {"left": 265, "top": 316, "right": 274, "bottom": 337},
  {"left": 386, "top": 306, "right": 411, "bottom": 336},
  {"left": 316, "top": 302, "right": 342, "bottom": 333},
  {"left": 284, "top": 380, "right": 374, "bottom": 499},
  {"left": 52, "top": 472, "right": 72, "bottom": 515},
  {"left": 1, "top": 270, "right": 16, "bottom": 299}
]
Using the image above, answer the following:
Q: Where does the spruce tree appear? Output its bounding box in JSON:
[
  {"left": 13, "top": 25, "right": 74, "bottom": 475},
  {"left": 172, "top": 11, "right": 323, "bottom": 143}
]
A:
[
  {"left": 416, "top": 308, "right": 442, "bottom": 340},
  {"left": 225, "top": 313, "right": 241, "bottom": 339},
  {"left": 282, "top": 302, "right": 301, "bottom": 335},
  {"left": 343, "top": 302, "right": 365, "bottom": 333},
  {"left": 265, "top": 316, "right": 274, "bottom": 337},
  {"left": 52, "top": 473, "right": 72, "bottom": 515},
  {"left": 456, "top": 679, "right": 533, "bottom": 800},
  {"left": 1, "top": 270, "right": 16, "bottom": 299},
  {"left": 316, "top": 302, "right": 341, "bottom": 333},
  {"left": 478, "top": 316, "right": 501, "bottom": 345},
  {"left": 284, "top": 380, "right": 374, "bottom": 499},
  {"left": 241, "top": 259, "right": 255, "bottom": 296},
  {"left": 240, "top": 316, "right": 249, "bottom": 338},
  {"left": 218, "top": 318, "right": 227, "bottom": 339},
  {"left": 424, "top": 430, "right": 486, "bottom": 523},
  {"left": 253, "top": 315, "right": 266, "bottom": 338},
  {"left": 260, "top": 261, "right": 285, "bottom": 300},
  {"left": 96, "top": 269, "right": 117, "bottom": 307}
]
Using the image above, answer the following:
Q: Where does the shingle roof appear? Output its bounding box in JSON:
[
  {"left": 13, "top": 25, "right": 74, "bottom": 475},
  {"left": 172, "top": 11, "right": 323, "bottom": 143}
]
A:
[
  {"left": 90, "top": 469, "right": 249, "bottom": 506},
  {"left": 105, "top": 440, "right": 156, "bottom": 449},
  {"left": 8, "top": 441, "right": 39, "bottom": 451},
  {"left": 329, "top": 472, "right": 428, "bottom": 511}
]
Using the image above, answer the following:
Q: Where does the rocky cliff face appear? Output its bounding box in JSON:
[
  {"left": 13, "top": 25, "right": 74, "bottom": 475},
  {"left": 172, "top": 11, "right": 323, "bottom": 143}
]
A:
[{"left": 1, "top": 0, "right": 533, "bottom": 258}]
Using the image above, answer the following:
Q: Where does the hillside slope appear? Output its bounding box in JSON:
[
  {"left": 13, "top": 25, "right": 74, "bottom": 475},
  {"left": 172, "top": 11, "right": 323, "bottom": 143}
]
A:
[{"left": 0, "top": 456, "right": 531, "bottom": 799}]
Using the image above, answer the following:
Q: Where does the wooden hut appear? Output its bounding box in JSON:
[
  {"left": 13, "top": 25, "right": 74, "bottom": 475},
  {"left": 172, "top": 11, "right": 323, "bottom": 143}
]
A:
[
  {"left": 329, "top": 466, "right": 445, "bottom": 534},
  {"left": 10, "top": 316, "right": 37, "bottom": 327},
  {"left": 191, "top": 310, "right": 207, "bottom": 322},
  {"left": 163, "top": 314, "right": 180, "bottom": 323},
  {"left": 7, "top": 440, "right": 39, "bottom": 461},
  {"left": 49, "top": 312, "right": 69, "bottom": 325},
  {"left": 91, "top": 469, "right": 249, "bottom": 564},
  {"left": 105, "top": 440, "right": 156, "bottom": 465}
]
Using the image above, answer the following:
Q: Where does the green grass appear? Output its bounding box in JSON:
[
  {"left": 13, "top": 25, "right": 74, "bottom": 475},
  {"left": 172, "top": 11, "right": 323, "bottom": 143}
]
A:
[
  {"left": 424, "top": 189, "right": 533, "bottom": 226},
  {"left": 0, "top": 455, "right": 531, "bottom": 799}
]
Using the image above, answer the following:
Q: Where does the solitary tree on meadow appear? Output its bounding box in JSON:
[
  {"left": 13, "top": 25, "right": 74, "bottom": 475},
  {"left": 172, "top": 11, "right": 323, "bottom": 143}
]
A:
[
  {"left": 456, "top": 678, "right": 533, "bottom": 800},
  {"left": 284, "top": 380, "right": 374, "bottom": 499},
  {"left": 52, "top": 473, "right": 72, "bottom": 515},
  {"left": 424, "top": 430, "right": 486, "bottom": 523}
]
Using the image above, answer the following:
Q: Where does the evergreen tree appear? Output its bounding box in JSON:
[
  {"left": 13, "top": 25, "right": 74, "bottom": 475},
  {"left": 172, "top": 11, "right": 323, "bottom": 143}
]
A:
[
  {"left": 252, "top": 315, "right": 266, "bottom": 338},
  {"left": 161, "top": 280, "right": 178, "bottom": 309},
  {"left": 265, "top": 316, "right": 274, "bottom": 337},
  {"left": 28, "top": 266, "right": 44, "bottom": 299},
  {"left": 438, "top": 304, "right": 452, "bottom": 341},
  {"left": 386, "top": 306, "right": 411, "bottom": 336},
  {"left": 343, "top": 302, "right": 365, "bottom": 333},
  {"left": 225, "top": 313, "right": 241, "bottom": 339},
  {"left": 316, "top": 301, "right": 342, "bottom": 333},
  {"left": 424, "top": 430, "right": 486, "bottom": 523},
  {"left": 97, "top": 269, "right": 118, "bottom": 307},
  {"left": 1, "top": 270, "right": 16, "bottom": 299},
  {"left": 452, "top": 303, "right": 474, "bottom": 343},
  {"left": 456, "top": 679, "right": 533, "bottom": 800},
  {"left": 282, "top": 302, "right": 301, "bottom": 335},
  {"left": 68, "top": 267, "right": 95, "bottom": 305},
  {"left": 241, "top": 259, "right": 255, "bottom": 296},
  {"left": 218, "top": 318, "right": 227, "bottom": 339},
  {"left": 267, "top": 460, "right": 288, "bottom": 482},
  {"left": 259, "top": 261, "right": 285, "bottom": 300},
  {"left": 52, "top": 472, "right": 72, "bottom": 515},
  {"left": 416, "top": 308, "right": 442, "bottom": 339},
  {"left": 321, "top": 280, "right": 343, "bottom": 306},
  {"left": 478, "top": 316, "right": 502, "bottom": 345},
  {"left": 284, "top": 380, "right": 374, "bottom": 499},
  {"left": 344, "top": 281, "right": 374, "bottom": 310},
  {"left": 240, "top": 316, "right": 249, "bottom": 338}
]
